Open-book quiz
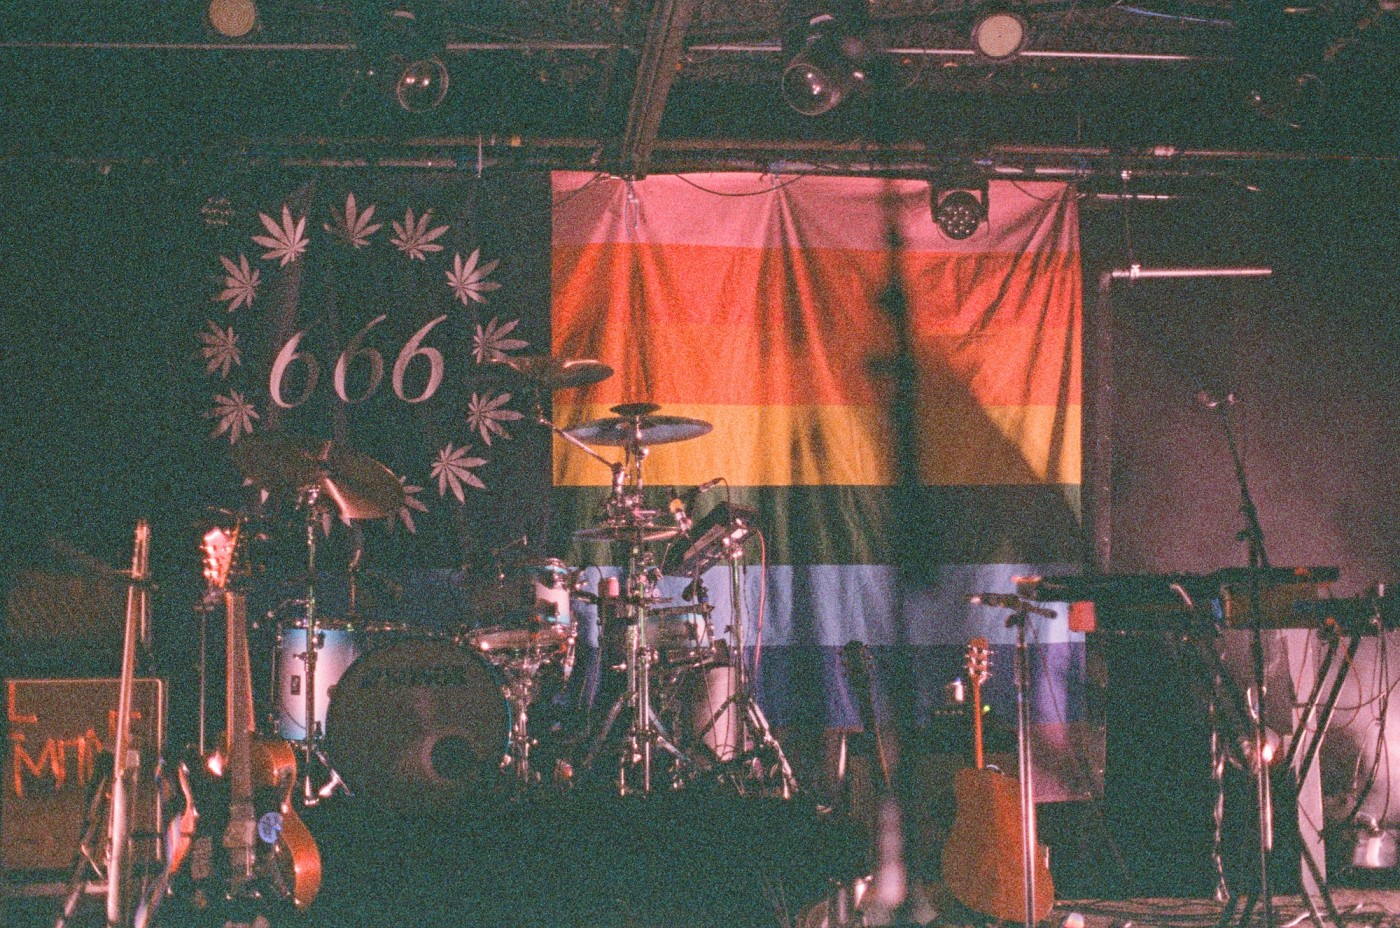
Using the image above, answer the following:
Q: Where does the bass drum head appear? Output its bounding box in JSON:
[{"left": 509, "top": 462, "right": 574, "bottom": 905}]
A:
[{"left": 326, "top": 638, "right": 509, "bottom": 818}]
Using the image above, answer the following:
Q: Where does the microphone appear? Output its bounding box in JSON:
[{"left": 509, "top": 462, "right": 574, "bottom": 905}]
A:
[
  {"left": 1195, "top": 389, "right": 1236, "bottom": 410},
  {"left": 668, "top": 488, "right": 693, "bottom": 535},
  {"left": 680, "top": 477, "right": 724, "bottom": 511},
  {"left": 966, "top": 592, "right": 1057, "bottom": 618}
]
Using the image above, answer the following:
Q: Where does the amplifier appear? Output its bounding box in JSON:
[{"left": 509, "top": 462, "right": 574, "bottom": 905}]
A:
[{"left": 2, "top": 677, "right": 164, "bottom": 872}]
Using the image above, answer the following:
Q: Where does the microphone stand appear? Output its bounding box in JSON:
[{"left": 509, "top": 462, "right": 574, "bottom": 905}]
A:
[{"left": 1208, "top": 397, "right": 1275, "bottom": 928}]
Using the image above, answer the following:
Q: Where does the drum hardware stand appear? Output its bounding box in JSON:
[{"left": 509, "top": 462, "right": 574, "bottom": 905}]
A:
[
  {"left": 291, "top": 485, "right": 351, "bottom": 807},
  {"left": 497, "top": 629, "right": 577, "bottom": 790},
  {"left": 687, "top": 537, "right": 798, "bottom": 798},
  {"left": 579, "top": 542, "right": 700, "bottom": 795}
]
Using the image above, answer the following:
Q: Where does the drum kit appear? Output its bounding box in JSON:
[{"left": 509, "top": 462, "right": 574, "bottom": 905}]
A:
[{"left": 214, "top": 354, "right": 797, "bottom": 818}]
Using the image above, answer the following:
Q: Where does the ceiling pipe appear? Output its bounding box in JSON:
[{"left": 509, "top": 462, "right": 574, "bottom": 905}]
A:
[
  {"left": 20, "top": 136, "right": 1399, "bottom": 174},
  {"left": 691, "top": 41, "right": 1217, "bottom": 63},
  {"left": 0, "top": 38, "right": 1214, "bottom": 63}
]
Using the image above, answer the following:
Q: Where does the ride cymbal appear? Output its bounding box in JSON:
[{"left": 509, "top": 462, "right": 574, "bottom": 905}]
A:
[{"left": 565, "top": 413, "right": 712, "bottom": 447}]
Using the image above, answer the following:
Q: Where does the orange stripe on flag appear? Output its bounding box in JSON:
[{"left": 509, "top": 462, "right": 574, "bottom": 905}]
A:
[{"left": 553, "top": 245, "right": 1080, "bottom": 407}]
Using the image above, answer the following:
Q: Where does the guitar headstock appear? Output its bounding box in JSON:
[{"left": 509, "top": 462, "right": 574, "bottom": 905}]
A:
[
  {"left": 964, "top": 637, "right": 991, "bottom": 689},
  {"left": 201, "top": 524, "right": 241, "bottom": 592}
]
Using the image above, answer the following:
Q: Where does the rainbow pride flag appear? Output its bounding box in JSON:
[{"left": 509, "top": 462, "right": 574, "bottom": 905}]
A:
[{"left": 549, "top": 171, "right": 1085, "bottom": 778}]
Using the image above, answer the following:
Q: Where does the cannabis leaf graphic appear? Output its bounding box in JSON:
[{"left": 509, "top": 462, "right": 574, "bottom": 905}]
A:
[
  {"left": 207, "top": 391, "right": 259, "bottom": 444},
  {"left": 197, "top": 321, "right": 241, "bottom": 378},
  {"left": 472, "top": 317, "right": 529, "bottom": 363},
  {"left": 466, "top": 391, "right": 523, "bottom": 446},
  {"left": 386, "top": 476, "right": 429, "bottom": 533},
  {"left": 446, "top": 249, "right": 502, "bottom": 305},
  {"left": 215, "top": 253, "right": 260, "bottom": 312},
  {"left": 430, "top": 443, "right": 486, "bottom": 502},
  {"left": 390, "top": 207, "right": 450, "bottom": 261},
  {"left": 324, "top": 192, "right": 382, "bottom": 250},
  {"left": 252, "top": 204, "right": 309, "bottom": 266}
]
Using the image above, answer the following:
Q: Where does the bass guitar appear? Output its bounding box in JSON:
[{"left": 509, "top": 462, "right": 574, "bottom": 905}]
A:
[
  {"left": 144, "top": 525, "right": 321, "bottom": 926},
  {"left": 940, "top": 637, "right": 1054, "bottom": 924}
]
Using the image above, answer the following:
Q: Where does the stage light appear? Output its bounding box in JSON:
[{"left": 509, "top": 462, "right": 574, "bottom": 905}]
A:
[
  {"left": 393, "top": 55, "right": 449, "bottom": 112},
  {"left": 1237, "top": 726, "right": 1282, "bottom": 772},
  {"left": 970, "top": 7, "right": 1029, "bottom": 60},
  {"left": 207, "top": 0, "right": 257, "bottom": 38},
  {"left": 781, "top": 5, "right": 869, "bottom": 116},
  {"left": 932, "top": 189, "right": 987, "bottom": 240},
  {"left": 348, "top": 4, "right": 451, "bottom": 114}
]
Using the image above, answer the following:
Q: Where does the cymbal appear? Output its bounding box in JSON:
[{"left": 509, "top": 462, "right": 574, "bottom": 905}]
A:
[
  {"left": 574, "top": 522, "right": 682, "bottom": 544},
  {"left": 233, "top": 433, "right": 404, "bottom": 521},
  {"left": 566, "top": 412, "right": 713, "bottom": 447},
  {"left": 490, "top": 354, "right": 614, "bottom": 390}
]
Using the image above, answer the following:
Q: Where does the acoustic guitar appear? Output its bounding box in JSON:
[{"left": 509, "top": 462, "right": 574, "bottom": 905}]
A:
[{"left": 940, "top": 637, "right": 1054, "bottom": 924}]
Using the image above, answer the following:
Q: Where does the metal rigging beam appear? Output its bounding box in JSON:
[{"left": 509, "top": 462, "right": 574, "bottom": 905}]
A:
[{"left": 618, "top": 0, "right": 698, "bottom": 177}]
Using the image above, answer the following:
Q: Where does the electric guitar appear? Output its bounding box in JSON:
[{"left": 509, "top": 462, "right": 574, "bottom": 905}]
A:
[
  {"left": 151, "top": 525, "right": 321, "bottom": 926},
  {"left": 940, "top": 637, "right": 1055, "bottom": 923}
]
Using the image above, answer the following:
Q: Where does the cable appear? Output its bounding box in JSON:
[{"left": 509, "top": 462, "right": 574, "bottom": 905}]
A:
[
  {"left": 674, "top": 171, "right": 807, "bottom": 197},
  {"left": 1110, "top": 3, "right": 1234, "bottom": 26},
  {"left": 550, "top": 170, "right": 609, "bottom": 209},
  {"left": 752, "top": 526, "right": 768, "bottom": 681}
]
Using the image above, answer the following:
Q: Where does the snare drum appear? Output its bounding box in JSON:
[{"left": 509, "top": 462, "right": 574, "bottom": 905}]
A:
[
  {"left": 465, "top": 558, "right": 576, "bottom": 661},
  {"left": 325, "top": 638, "right": 510, "bottom": 815},
  {"left": 602, "top": 603, "right": 716, "bottom": 668},
  {"left": 647, "top": 604, "right": 715, "bottom": 664}
]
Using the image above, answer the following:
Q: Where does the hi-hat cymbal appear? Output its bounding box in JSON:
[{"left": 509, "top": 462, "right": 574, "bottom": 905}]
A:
[
  {"left": 233, "top": 433, "right": 404, "bottom": 521},
  {"left": 490, "top": 354, "right": 614, "bottom": 390},
  {"left": 566, "top": 412, "right": 713, "bottom": 447},
  {"left": 574, "top": 522, "right": 682, "bottom": 543}
]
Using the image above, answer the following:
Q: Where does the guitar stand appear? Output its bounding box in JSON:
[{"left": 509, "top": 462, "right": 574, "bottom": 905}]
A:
[{"left": 53, "top": 767, "right": 112, "bottom": 928}]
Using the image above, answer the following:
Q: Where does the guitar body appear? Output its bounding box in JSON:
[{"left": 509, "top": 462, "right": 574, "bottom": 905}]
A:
[
  {"left": 939, "top": 638, "right": 1055, "bottom": 925},
  {"left": 251, "top": 736, "right": 322, "bottom": 911},
  {"left": 940, "top": 766, "right": 1054, "bottom": 923},
  {"left": 154, "top": 737, "right": 320, "bottom": 924}
]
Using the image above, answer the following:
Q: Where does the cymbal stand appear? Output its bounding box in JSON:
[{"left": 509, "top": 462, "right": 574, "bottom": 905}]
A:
[
  {"left": 293, "top": 484, "right": 349, "bottom": 806},
  {"left": 578, "top": 540, "right": 698, "bottom": 795}
]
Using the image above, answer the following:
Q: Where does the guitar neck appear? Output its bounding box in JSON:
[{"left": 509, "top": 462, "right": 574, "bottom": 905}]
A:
[
  {"left": 224, "top": 589, "right": 257, "bottom": 878},
  {"left": 969, "top": 676, "right": 985, "bottom": 771}
]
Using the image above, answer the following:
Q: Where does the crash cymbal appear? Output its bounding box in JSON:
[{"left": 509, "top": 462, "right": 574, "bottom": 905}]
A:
[
  {"left": 233, "top": 433, "right": 404, "bottom": 521},
  {"left": 574, "top": 522, "right": 682, "bottom": 544},
  {"left": 566, "top": 413, "right": 713, "bottom": 447},
  {"left": 490, "top": 354, "right": 614, "bottom": 390}
]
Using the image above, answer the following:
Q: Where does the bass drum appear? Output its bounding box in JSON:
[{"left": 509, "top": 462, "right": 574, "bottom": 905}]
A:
[{"left": 326, "top": 638, "right": 510, "bottom": 817}]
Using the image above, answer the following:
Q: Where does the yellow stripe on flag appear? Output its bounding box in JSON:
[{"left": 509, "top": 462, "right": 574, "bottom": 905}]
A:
[{"left": 552, "top": 402, "right": 1078, "bottom": 488}]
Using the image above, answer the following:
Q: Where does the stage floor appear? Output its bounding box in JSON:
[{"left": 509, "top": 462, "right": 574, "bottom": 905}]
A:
[{"left": 6, "top": 789, "right": 1400, "bottom": 928}]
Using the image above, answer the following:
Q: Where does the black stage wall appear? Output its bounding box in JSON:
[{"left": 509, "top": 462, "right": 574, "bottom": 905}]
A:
[{"left": 1080, "top": 166, "right": 1400, "bottom": 895}]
